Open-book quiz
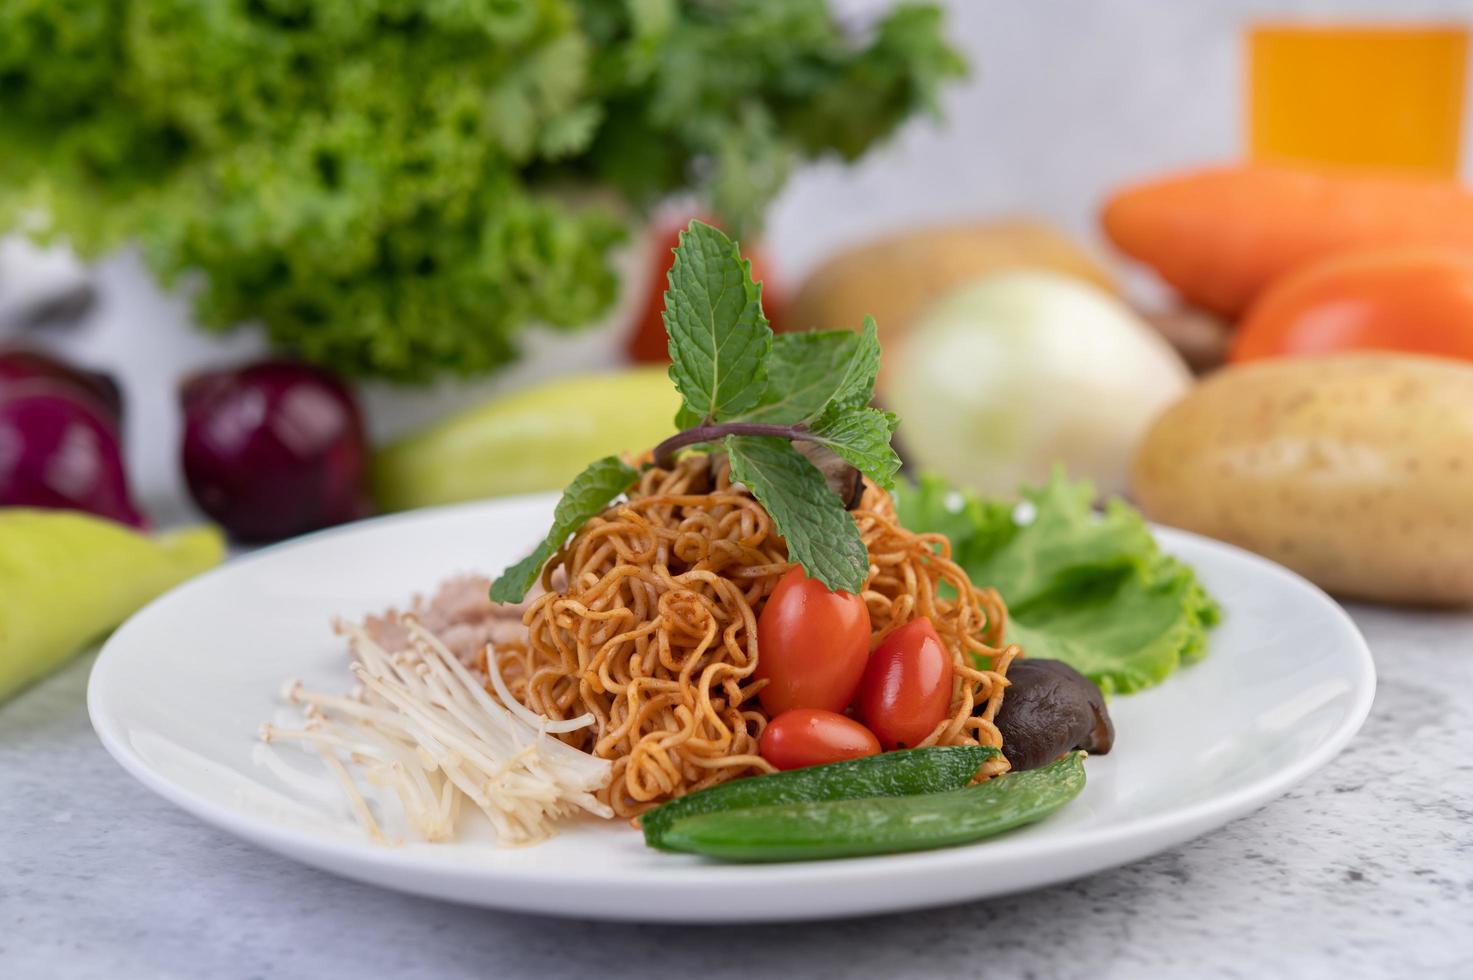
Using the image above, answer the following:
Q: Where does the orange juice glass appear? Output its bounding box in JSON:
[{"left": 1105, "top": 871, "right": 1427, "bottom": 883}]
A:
[{"left": 1249, "top": 24, "right": 1468, "bottom": 176}]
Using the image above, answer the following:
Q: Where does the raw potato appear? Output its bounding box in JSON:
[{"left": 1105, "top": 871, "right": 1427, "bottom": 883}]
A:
[
  {"left": 789, "top": 220, "right": 1116, "bottom": 350},
  {"left": 1133, "top": 354, "right": 1473, "bottom": 605}
]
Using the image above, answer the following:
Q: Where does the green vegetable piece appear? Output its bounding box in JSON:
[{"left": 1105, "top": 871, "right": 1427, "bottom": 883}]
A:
[
  {"left": 371, "top": 368, "right": 678, "bottom": 512},
  {"left": 972, "top": 479, "right": 1157, "bottom": 612},
  {"left": 0, "top": 510, "right": 224, "bottom": 703},
  {"left": 806, "top": 406, "right": 901, "bottom": 491},
  {"left": 659, "top": 752, "right": 1087, "bottom": 863},
  {"left": 725, "top": 434, "right": 868, "bottom": 594},
  {"left": 894, "top": 471, "right": 1221, "bottom": 695},
  {"left": 820, "top": 317, "right": 884, "bottom": 416},
  {"left": 490, "top": 456, "right": 638, "bottom": 603},
  {"left": 1007, "top": 558, "right": 1221, "bottom": 695},
  {"left": 663, "top": 220, "right": 771, "bottom": 427},
  {"left": 740, "top": 319, "right": 881, "bottom": 425},
  {"left": 642, "top": 745, "right": 1000, "bottom": 850},
  {"left": 0, "top": 4, "right": 963, "bottom": 380}
]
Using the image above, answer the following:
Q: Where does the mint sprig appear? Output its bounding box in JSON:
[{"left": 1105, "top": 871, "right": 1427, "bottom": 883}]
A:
[
  {"left": 490, "top": 456, "right": 638, "bottom": 603},
  {"left": 806, "top": 407, "right": 902, "bottom": 492},
  {"left": 737, "top": 318, "right": 880, "bottom": 425},
  {"left": 663, "top": 221, "right": 772, "bottom": 428},
  {"left": 726, "top": 436, "right": 871, "bottom": 592},
  {"left": 494, "top": 220, "right": 899, "bottom": 600}
]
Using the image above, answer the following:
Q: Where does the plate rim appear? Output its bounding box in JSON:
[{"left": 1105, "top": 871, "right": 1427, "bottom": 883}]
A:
[{"left": 86, "top": 495, "right": 1377, "bottom": 910}]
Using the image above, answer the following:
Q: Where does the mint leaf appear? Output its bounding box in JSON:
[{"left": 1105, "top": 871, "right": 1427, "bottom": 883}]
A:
[
  {"left": 663, "top": 220, "right": 771, "bottom": 425},
  {"left": 738, "top": 320, "right": 879, "bottom": 424},
  {"left": 490, "top": 456, "right": 639, "bottom": 603},
  {"left": 825, "top": 317, "right": 882, "bottom": 415},
  {"left": 726, "top": 435, "right": 869, "bottom": 593},
  {"left": 806, "top": 407, "right": 902, "bottom": 490}
]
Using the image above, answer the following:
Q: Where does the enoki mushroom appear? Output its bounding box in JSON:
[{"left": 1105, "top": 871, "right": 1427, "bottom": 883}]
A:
[{"left": 260, "top": 618, "right": 612, "bottom": 845}]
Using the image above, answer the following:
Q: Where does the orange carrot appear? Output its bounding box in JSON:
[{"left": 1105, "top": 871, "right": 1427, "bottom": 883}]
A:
[{"left": 1101, "top": 164, "right": 1473, "bottom": 316}]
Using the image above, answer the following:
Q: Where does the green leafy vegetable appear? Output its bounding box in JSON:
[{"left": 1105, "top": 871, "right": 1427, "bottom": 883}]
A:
[
  {"left": 895, "top": 472, "right": 1221, "bottom": 695},
  {"left": 489, "top": 456, "right": 638, "bottom": 603},
  {"left": 663, "top": 221, "right": 772, "bottom": 427},
  {"left": 0, "top": 2, "right": 963, "bottom": 381},
  {"left": 726, "top": 436, "right": 870, "bottom": 593},
  {"left": 505, "top": 218, "right": 897, "bottom": 596},
  {"left": 805, "top": 407, "right": 902, "bottom": 491},
  {"left": 739, "top": 319, "right": 882, "bottom": 424}
]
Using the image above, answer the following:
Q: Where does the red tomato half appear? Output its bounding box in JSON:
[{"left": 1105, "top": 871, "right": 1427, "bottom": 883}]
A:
[
  {"left": 755, "top": 566, "right": 871, "bottom": 715},
  {"left": 853, "top": 617, "right": 955, "bottom": 750},
  {"left": 759, "top": 709, "right": 882, "bottom": 771}
]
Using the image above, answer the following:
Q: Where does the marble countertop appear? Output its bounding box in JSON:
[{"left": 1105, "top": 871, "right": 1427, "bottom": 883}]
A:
[{"left": 3, "top": 603, "right": 1470, "bottom": 980}]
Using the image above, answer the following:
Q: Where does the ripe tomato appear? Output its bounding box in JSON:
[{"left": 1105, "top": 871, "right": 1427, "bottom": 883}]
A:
[
  {"left": 853, "top": 617, "right": 954, "bottom": 750},
  {"left": 755, "top": 566, "right": 871, "bottom": 715},
  {"left": 625, "top": 214, "right": 785, "bottom": 362},
  {"left": 1232, "top": 247, "right": 1473, "bottom": 364},
  {"left": 759, "top": 709, "right": 882, "bottom": 771}
]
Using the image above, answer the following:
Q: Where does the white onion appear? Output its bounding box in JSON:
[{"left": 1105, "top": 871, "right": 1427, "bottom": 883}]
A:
[{"left": 885, "top": 270, "right": 1191, "bottom": 498}]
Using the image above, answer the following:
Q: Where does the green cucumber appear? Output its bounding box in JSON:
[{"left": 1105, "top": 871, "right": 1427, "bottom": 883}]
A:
[
  {"left": 641, "top": 745, "right": 1001, "bottom": 850},
  {"left": 659, "top": 751, "right": 1086, "bottom": 862}
]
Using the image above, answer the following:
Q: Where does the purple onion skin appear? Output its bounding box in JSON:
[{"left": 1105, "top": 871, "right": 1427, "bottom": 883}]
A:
[
  {"left": 0, "top": 346, "right": 124, "bottom": 430},
  {"left": 0, "top": 386, "right": 146, "bottom": 527},
  {"left": 180, "top": 360, "right": 373, "bottom": 542}
]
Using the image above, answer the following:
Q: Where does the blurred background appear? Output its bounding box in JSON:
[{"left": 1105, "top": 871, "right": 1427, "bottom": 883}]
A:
[
  {"left": 3, "top": 0, "right": 1467, "bottom": 503},
  {"left": 5, "top": 0, "right": 1473, "bottom": 693}
]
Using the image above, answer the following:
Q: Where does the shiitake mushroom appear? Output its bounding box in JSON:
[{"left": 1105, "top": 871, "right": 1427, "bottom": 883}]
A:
[{"left": 993, "top": 658, "right": 1114, "bottom": 771}]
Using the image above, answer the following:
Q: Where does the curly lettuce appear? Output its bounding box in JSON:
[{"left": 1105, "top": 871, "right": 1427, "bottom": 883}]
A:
[
  {"left": 0, "top": 1, "right": 963, "bottom": 380},
  {"left": 895, "top": 473, "right": 1221, "bottom": 696}
]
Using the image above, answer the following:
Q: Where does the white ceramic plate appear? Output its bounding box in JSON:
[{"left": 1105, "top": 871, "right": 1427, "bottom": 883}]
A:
[{"left": 89, "top": 495, "right": 1375, "bottom": 923}]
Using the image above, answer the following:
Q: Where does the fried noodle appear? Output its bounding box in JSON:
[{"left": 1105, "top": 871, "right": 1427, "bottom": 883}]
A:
[{"left": 495, "top": 455, "right": 1018, "bottom": 818}]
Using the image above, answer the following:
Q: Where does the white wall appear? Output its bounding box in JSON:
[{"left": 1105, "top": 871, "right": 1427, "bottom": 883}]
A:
[{"left": 771, "top": 0, "right": 1473, "bottom": 279}]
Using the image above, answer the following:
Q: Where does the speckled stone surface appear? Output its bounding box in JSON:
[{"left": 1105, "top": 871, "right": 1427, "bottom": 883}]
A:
[{"left": 2, "top": 604, "right": 1470, "bottom": 980}]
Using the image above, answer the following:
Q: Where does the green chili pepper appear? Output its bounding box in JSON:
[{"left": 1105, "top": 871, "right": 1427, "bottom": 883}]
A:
[
  {"left": 642, "top": 745, "right": 1000, "bottom": 850},
  {"left": 657, "top": 751, "right": 1086, "bottom": 862}
]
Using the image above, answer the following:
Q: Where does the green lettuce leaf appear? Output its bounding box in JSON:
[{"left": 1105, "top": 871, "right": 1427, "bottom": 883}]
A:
[
  {"left": 0, "top": 2, "right": 963, "bottom": 381},
  {"left": 895, "top": 472, "right": 1221, "bottom": 696}
]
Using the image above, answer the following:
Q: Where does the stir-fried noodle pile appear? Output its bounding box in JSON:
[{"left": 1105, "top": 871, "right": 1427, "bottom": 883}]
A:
[{"left": 495, "top": 455, "right": 1018, "bottom": 818}]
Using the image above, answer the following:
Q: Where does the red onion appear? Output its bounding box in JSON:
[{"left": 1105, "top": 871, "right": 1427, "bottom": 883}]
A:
[
  {"left": 0, "top": 384, "right": 145, "bottom": 526},
  {"left": 180, "top": 361, "right": 372, "bottom": 541},
  {"left": 0, "top": 346, "right": 123, "bottom": 430}
]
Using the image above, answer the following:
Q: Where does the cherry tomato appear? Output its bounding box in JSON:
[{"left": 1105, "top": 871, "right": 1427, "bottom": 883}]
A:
[
  {"left": 853, "top": 617, "right": 954, "bottom": 750},
  {"left": 759, "top": 709, "right": 882, "bottom": 771},
  {"left": 626, "top": 214, "right": 785, "bottom": 363},
  {"left": 756, "top": 566, "right": 871, "bottom": 715},
  {"left": 1232, "top": 247, "right": 1473, "bottom": 364}
]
